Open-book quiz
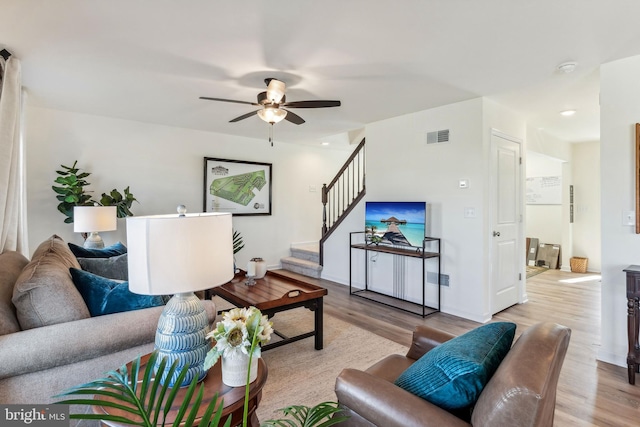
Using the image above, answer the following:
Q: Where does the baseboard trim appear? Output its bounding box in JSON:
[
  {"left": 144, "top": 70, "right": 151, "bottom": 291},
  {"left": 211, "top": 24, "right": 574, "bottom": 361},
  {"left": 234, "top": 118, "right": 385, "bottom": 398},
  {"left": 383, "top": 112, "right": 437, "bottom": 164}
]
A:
[{"left": 597, "top": 349, "right": 626, "bottom": 368}]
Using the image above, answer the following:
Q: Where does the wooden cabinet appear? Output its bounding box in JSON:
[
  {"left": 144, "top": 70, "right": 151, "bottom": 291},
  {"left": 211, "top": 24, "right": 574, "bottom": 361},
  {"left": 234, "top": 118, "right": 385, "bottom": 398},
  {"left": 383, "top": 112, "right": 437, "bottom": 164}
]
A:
[
  {"left": 349, "top": 232, "right": 441, "bottom": 317},
  {"left": 624, "top": 265, "right": 640, "bottom": 384}
]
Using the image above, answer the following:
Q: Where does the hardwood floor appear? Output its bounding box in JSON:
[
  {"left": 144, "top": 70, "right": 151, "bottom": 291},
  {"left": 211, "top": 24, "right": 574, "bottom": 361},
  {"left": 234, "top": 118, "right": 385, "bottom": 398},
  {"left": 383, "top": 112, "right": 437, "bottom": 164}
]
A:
[{"left": 275, "top": 268, "right": 640, "bottom": 426}]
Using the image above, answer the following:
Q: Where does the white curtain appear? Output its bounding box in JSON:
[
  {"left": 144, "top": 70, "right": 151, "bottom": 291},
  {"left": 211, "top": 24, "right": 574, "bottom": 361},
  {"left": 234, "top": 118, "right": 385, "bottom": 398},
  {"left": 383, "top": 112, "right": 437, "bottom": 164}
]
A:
[{"left": 0, "top": 55, "right": 28, "bottom": 255}]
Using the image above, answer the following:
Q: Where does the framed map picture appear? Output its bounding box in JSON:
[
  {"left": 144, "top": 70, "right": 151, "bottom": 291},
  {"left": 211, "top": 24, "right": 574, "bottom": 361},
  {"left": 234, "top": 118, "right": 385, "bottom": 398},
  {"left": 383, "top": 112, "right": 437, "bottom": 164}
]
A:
[{"left": 203, "top": 157, "right": 272, "bottom": 216}]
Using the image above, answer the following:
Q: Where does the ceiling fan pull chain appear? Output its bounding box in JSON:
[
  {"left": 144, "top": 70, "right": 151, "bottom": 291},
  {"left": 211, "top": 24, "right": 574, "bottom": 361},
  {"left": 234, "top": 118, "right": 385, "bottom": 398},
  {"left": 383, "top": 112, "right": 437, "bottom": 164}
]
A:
[{"left": 269, "top": 123, "right": 274, "bottom": 146}]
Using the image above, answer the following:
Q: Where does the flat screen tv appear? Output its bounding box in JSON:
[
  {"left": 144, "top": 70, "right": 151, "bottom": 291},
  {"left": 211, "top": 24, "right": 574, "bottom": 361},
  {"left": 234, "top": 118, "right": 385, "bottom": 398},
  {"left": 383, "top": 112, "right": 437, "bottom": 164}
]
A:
[{"left": 365, "top": 201, "right": 426, "bottom": 248}]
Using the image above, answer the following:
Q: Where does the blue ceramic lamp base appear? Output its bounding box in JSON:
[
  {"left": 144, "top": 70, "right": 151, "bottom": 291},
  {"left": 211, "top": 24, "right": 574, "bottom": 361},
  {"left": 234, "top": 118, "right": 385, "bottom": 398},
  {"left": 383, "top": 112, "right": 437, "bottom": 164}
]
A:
[{"left": 154, "top": 292, "right": 210, "bottom": 387}]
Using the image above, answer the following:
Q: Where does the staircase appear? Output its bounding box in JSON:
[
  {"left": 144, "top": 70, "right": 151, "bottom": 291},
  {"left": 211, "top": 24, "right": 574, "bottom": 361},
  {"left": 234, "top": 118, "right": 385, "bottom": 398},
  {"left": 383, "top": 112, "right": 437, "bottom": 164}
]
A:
[
  {"left": 280, "top": 138, "right": 365, "bottom": 279},
  {"left": 280, "top": 243, "right": 322, "bottom": 278},
  {"left": 320, "top": 137, "right": 366, "bottom": 265}
]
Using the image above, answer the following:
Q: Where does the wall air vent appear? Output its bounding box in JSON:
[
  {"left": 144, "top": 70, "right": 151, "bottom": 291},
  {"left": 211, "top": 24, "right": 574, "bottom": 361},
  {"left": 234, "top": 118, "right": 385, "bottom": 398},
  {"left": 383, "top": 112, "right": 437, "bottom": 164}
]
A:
[{"left": 426, "top": 129, "right": 450, "bottom": 145}]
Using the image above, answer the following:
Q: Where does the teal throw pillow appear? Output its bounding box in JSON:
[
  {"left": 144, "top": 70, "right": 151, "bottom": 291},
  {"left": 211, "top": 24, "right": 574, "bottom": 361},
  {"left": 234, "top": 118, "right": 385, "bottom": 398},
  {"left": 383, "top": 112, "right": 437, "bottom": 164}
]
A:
[
  {"left": 68, "top": 242, "right": 127, "bottom": 259},
  {"left": 78, "top": 253, "right": 128, "bottom": 281},
  {"left": 70, "top": 268, "right": 164, "bottom": 317},
  {"left": 394, "top": 322, "right": 516, "bottom": 410}
]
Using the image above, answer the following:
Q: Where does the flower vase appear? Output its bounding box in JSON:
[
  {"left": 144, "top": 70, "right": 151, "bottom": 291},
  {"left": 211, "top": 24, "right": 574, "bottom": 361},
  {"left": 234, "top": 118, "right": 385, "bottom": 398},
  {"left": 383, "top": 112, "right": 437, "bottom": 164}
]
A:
[{"left": 221, "top": 353, "right": 259, "bottom": 387}]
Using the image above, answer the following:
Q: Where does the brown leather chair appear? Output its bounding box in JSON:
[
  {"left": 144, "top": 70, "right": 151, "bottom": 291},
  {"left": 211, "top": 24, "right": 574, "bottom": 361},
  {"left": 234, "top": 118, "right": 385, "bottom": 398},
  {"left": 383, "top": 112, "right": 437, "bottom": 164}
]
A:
[{"left": 335, "top": 322, "right": 571, "bottom": 427}]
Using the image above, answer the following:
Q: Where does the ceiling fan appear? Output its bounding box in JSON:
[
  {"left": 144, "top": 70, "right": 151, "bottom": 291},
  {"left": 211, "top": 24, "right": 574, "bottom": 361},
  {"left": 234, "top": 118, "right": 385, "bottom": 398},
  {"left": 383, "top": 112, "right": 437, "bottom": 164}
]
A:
[{"left": 199, "top": 78, "right": 341, "bottom": 128}]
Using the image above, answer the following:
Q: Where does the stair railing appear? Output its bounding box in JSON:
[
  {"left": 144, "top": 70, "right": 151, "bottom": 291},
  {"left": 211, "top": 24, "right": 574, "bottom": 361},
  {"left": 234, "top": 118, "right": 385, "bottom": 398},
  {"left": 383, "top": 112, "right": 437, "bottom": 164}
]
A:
[{"left": 319, "top": 138, "right": 366, "bottom": 265}]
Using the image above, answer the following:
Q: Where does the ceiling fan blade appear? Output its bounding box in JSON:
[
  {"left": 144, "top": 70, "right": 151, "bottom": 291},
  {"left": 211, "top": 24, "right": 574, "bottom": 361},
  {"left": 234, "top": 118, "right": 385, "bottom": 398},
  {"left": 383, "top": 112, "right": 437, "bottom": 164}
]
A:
[
  {"left": 282, "top": 109, "right": 305, "bottom": 125},
  {"left": 281, "top": 100, "right": 341, "bottom": 109},
  {"left": 199, "top": 97, "right": 260, "bottom": 106},
  {"left": 229, "top": 110, "right": 260, "bottom": 122}
]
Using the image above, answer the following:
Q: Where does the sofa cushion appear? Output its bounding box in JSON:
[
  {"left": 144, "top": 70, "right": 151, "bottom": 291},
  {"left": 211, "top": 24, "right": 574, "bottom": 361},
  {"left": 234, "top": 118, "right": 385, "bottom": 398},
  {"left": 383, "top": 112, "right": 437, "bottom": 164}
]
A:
[
  {"left": 394, "top": 322, "right": 516, "bottom": 410},
  {"left": 78, "top": 253, "right": 128, "bottom": 280},
  {"left": 68, "top": 241, "right": 127, "bottom": 259},
  {"left": 12, "top": 235, "right": 91, "bottom": 330},
  {"left": 0, "top": 251, "right": 29, "bottom": 335},
  {"left": 70, "top": 268, "right": 164, "bottom": 316}
]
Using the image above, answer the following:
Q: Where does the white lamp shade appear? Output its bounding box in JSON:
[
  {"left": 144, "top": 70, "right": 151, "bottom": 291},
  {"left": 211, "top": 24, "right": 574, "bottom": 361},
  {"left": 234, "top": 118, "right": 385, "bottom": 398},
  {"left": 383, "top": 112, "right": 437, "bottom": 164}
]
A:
[
  {"left": 126, "top": 212, "right": 234, "bottom": 295},
  {"left": 258, "top": 107, "right": 287, "bottom": 124},
  {"left": 73, "top": 206, "right": 117, "bottom": 232}
]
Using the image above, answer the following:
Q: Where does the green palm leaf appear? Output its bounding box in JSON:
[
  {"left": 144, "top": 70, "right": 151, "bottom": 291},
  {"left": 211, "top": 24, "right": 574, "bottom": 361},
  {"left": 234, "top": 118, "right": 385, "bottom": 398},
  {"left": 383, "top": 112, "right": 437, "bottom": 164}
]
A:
[
  {"left": 262, "top": 402, "right": 348, "bottom": 427},
  {"left": 55, "top": 350, "right": 230, "bottom": 427}
]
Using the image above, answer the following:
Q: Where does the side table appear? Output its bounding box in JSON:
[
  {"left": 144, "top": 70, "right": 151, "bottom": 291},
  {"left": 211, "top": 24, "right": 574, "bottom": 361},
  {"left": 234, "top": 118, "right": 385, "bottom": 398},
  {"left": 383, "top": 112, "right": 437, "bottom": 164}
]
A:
[
  {"left": 92, "top": 353, "right": 268, "bottom": 426},
  {"left": 624, "top": 265, "right": 640, "bottom": 384}
]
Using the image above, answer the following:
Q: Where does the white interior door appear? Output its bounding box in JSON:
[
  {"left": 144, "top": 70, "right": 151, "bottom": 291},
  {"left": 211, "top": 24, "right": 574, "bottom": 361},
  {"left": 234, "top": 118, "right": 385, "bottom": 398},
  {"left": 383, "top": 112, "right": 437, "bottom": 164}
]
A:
[{"left": 491, "top": 130, "right": 523, "bottom": 314}]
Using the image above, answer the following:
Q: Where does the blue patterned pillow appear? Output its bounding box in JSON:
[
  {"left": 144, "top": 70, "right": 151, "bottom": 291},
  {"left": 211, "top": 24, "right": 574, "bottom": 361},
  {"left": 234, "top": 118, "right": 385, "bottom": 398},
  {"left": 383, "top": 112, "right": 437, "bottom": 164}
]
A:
[
  {"left": 70, "top": 268, "right": 164, "bottom": 316},
  {"left": 68, "top": 242, "right": 127, "bottom": 259},
  {"left": 394, "top": 322, "right": 516, "bottom": 409}
]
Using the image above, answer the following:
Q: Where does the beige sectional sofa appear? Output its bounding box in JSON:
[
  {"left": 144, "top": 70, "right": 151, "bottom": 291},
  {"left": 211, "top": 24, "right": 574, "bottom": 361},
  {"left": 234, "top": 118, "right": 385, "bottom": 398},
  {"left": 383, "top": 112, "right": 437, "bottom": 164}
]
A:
[{"left": 0, "top": 235, "right": 216, "bottom": 404}]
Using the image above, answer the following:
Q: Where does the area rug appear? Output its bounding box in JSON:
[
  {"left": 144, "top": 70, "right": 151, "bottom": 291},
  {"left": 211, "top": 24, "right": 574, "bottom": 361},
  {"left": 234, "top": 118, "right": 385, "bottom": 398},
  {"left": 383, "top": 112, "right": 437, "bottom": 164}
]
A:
[{"left": 255, "top": 307, "right": 409, "bottom": 423}]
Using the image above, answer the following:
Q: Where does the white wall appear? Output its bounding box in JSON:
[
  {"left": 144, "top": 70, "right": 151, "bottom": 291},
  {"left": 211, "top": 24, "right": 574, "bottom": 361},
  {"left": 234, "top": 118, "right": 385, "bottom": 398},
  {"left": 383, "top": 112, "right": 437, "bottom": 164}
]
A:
[
  {"left": 526, "top": 152, "right": 564, "bottom": 246},
  {"left": 599, "top": 54, "right": 640, "bottom": 367},
  {"left": 322, "top": 97, "right": 526, "bottom": 322},
  {"left": 25, "top": 106, "right": 350, "bottom": 269},
  {"left": 572, "top": 141, "right": 601, "bottom": 272}
]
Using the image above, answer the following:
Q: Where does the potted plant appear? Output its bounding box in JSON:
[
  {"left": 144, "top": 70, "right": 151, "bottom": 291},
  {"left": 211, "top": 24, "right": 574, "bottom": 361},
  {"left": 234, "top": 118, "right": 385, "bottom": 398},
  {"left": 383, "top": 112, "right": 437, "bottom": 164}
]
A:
[
  {"left": 204, "top": 306, "right": 273, "bottom": 425},
  {"left": 100, "top": 186, "right": 138, "bottom": 218},
  {"left": 51, "top": 161, "right": 94, "bottom": 223},
  {"left": 52, "top": 160, "right": 139, "bottom": 223}
]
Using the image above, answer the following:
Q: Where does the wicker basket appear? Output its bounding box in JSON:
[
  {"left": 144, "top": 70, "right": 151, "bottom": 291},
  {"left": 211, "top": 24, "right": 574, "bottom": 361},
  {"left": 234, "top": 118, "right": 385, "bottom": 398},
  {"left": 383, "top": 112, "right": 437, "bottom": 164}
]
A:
[{"left": 570, "top": 257, "right": 588, "bottom": 273}]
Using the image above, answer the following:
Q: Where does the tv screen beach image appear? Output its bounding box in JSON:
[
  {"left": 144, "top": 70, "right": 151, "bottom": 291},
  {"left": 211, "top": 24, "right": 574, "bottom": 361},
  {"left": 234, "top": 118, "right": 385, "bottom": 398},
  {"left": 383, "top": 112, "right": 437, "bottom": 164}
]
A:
[{"left": 365, "top": 201, "right": 426, "bottom": 248}]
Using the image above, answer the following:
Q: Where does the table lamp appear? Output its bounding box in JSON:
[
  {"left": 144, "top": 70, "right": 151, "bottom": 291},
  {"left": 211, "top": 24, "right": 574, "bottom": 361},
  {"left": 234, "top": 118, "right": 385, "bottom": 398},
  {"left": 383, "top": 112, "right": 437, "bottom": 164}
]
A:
[
  {"left": 127, "top": 207, "right": 234, "bottom": 387},
  {"left": 73, "top": 205, "right": 117, "bottom": 249}
]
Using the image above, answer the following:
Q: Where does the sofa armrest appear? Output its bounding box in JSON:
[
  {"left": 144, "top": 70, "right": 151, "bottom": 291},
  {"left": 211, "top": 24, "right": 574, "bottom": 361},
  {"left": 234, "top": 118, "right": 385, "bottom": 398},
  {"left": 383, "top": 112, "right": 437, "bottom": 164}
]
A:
[
  {"left": 405, "top": 325, "right": 456, "bottom": 360},
  {"left": 0, "top": 300, "right": 216, "bottom": 379},
  {"left": 335, "top": 368, "right": 470, "bottom": 427}
]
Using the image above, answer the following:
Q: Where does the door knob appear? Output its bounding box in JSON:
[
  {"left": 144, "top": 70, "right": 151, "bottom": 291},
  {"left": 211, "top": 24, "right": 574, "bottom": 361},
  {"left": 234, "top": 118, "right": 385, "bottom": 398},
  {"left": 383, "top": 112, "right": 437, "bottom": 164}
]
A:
[{"left": 493, "top": 231, "right": 501, "bottom": 237}]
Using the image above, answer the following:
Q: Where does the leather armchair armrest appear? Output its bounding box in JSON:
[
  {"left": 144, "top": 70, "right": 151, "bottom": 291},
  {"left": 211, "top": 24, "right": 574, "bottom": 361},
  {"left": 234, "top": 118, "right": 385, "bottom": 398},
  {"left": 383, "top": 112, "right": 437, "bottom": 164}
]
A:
[
  {"left": 405, "top": 325, "right": 456, "bottom": 360},
  {"left": 335, "top": 368, "right": 470, "bottom": 427}
]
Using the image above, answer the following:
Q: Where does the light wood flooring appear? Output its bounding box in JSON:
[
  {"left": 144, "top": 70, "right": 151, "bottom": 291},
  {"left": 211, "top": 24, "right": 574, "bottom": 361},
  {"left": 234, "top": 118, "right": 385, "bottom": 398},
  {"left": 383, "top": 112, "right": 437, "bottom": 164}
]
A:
[{"left": 274, "top": 268, "right": 640, "bottom": 426}]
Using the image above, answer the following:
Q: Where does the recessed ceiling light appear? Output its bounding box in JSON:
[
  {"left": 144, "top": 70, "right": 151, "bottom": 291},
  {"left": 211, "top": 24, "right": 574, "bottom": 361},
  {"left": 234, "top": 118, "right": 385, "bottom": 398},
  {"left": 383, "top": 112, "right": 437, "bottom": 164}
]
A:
[
  {"left": 321, "top": 141, "right": 330, "bottom": 146},
  {"left": 560, "top": 109, "right": 576, "bottom": 116},
  {"left": 557, "top": 62, "right": 578, "bottom": 73}
]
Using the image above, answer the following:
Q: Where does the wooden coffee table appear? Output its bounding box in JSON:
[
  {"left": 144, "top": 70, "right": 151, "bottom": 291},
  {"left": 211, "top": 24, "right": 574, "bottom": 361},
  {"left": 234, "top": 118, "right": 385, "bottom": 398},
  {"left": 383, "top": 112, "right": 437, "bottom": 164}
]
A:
[
  {"left": 92, "top": 352, "right": 268, "bottom": 427},
  {"left": 211, "top": 270, "right": 328, "bottom": 350}
]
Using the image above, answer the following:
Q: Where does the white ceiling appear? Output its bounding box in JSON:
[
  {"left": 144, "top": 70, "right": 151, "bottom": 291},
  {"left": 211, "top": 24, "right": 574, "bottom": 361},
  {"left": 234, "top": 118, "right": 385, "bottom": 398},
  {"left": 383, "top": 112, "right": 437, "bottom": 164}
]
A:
[{"left": 3, "top": 1, "right": 640, "bottom": 147}]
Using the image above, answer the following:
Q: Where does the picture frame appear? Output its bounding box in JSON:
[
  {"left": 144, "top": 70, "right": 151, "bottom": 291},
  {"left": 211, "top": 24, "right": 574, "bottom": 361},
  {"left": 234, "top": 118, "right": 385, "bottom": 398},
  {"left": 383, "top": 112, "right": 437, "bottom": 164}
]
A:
[
  {"left": 636, "top": 124, "right": 640, "bottom": 233},
  {"left": 203, "top": 157, "right": 272, "bottom": 216}
]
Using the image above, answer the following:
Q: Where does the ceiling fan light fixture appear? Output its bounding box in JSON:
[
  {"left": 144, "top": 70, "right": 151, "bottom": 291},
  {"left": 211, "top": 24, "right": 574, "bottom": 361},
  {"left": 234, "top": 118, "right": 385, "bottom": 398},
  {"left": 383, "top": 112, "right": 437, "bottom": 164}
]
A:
[
  {"left": 258, "top": 107, "right": 287, "bottom": 124},
  {"left": 266, "top": 79, "right": 286, "bottom": 103}
]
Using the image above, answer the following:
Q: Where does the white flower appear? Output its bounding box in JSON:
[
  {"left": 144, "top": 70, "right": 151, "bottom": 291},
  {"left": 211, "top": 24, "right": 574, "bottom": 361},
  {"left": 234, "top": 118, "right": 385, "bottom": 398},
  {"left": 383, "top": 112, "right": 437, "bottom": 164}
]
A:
[
  {"left": 203, "top": 306, "right": 273, "bottom": 371},
  {"left": 223, "top": 307, "right": 249, "bottom": 324},
  {"left": 257, "top": 315, "right": 273, "bottom": 344}
]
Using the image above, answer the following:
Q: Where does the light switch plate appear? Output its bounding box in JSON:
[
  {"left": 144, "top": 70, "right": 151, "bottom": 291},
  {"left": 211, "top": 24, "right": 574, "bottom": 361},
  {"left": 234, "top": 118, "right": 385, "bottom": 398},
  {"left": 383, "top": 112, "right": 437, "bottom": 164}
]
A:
[
  {"left": 623, "top": 211, "right": 635, "bottom": 226},
  {"left": 459, "top": 179, "right": 469, "bottom": 189}
]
